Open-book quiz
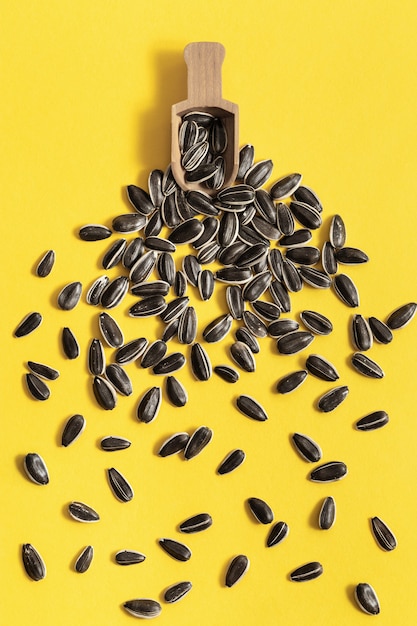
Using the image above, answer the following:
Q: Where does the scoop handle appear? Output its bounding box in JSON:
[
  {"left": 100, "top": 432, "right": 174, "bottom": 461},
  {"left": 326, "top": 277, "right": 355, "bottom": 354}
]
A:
[{"left": 183, "top": 42, "right": 225, "bottom": 106}]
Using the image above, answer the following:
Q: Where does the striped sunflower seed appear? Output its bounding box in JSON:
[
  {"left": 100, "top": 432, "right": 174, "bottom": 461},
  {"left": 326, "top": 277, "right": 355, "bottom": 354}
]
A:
[
  {"left": 277, "top": 331, "right": 314, "bottom": 355},
  {"left": 217, "top": 184, "right": 255, "bottom": 206},
  {"left": 100, "top": 276, "right": 129, "bottom": 309},
  {"left": 310, "top": 461, "right": 347, "bottom": 482},
  {"left": 268, "top": 249, "right": 284, "bottom": 281},
  {"left": 213, "top": 365, "right": 240, "bottom": 384},
  {"left": 270, "top": 173, "right": 302, "bottom": 200},
  {"left": 352, "top": 314, "right": 373, "bottom": 351},
  {"left": 184, "top": 426, "right": 213, "bottom": 460},
  {"left": 57, "top": 281, "right": 82, "bottom": 310},
  {"left": 198, "top": 269, "right": 214, "bottom": 301},
  {"left": 242, "top": 271, "right": 271, "bottom": 302},
  {"left": 126, "top": 185, "right": 155, "bottom": 215},
  {"left": 355, "top": 583, "right": 380, "bottom": 615},
  {"left": 75, "top": 546, "right": 93, "bottom": 573},
  {"left": 99, "top": 312, "right": 124, "bottom": 348},
  {"left": 190, "top": 343, "right": 212, "bottom": 381},
  {"left": 300, "top": 310, "right": 333, "bottom": 335},
  {"left": 68, "top": 501, "right": 100, "bottom": 522},
  {"left": 61, "top": 414, "right": 85, "bottom": 447},
  {"left": 386, "top": 302, "right": 417, "bottom": 330},
  {"left": 79, "top": 224, "right": 111, "bottom": 241},
  {"left": 174, "top": 271, "right": 188, "bottom": 298},
  {"left": 318, "top": 385, "right": 349, "bottom": 412},
  {"left": 27, "top": 361, "right": 59, "bottom": 380},
  {"left": 333, "top": 274, "right": 359, "bottom": 307},
  {"left": 179, "top": 119, "right": 198, "bottom": 152},
  {"left": 14, "top": 312, "right": 42, "bottom": 338},
  {"left": 371, "top": 516, "right": 397, "bottom": 551},
  {"left": 247, "top": 497, "right": 274, "bottom": 524},
  {"left": 242, "top": 310, "right": 268, "bottom": 338},
  {"left": 236, "top": 395, "right": 268, "bottom": 422},
  {"left": 289, "top": 201, "right": 322, "bottom": 230},
  {"left": 215, "top": 267, "right": 252, "bottom": 284},
  {"left": 107, "top": 467, "right": 134, "bottom": 502},
  {"left": 225, "top": 555, "right": 249, "bottom": 587},
  {"left": 115, "top": 338, "right": 148, "bottom": 365},
  {"left": 168, "top": 218, "right": 204, "bottom": 244},
  {"left": 179, "top": 513, "right": 212, "bottom": 533},
  {"left": 299, "top": 266, "right": 332, "bottom": 289},
  {"left": 218, "top": 211, "right": 239, "bottom": 247},
  {"left": 282, "top": 258, "right": 302, "bottom": 292},
  {"left": 322, "top": 241, "right": 338, "bottom": 275},
  {"left": 219, "top": 241, "right": 248, "bottom": 266},
  {"left": 129, "top": 295, "right": 167, "bottom": 318},
  {"left": 159, "top": 538, "right": 191, "bottom": 561},
  {"left": 226, "top": 285, "right": 244, "bottom": 320},
  {"left": 230, "top": 341, "right": 256, "bottom": 372},
  {"left": 162, "top": 319, "right": 180, "bottom": 343},
  {"left": 251, "top": 300, "right": 281, "bottom": 322},
  {"left": 115, "top": 550, "right": 146, "bottom": 565},
  {"left": 185, "top": 162, "right": 217, "bottom": 184},
  {"left": 280, "top": 229, "right": 312, "bottom": 249},
  {"left": 88, "top": 338, "right": 105, "bottom": 375},
  {"left": 136, "top": 387, "right": 161, "bottom": 423},
  {"left": 160, "top": 296, "right": 189, "bottom": 323},
  {"left": 255, "top": 189, "right": 276, "bottom": 223},
  {"left": 277, "top": 202, "right": 295, "bottom": 236},
  {"left": 319, "top": 496, "right": 336, "bottom": 529},
  {"left": 148, "top": 169, "right": 164, "bottom": 208},
  {"left": 26, "top": 373, "right": 50, "bottom": 401},
  {"left": 267, "top": 521, "right": 289, "bottom": 548},
  {"left": 106, "top": 364, "right": 132, "bottom": 396},
  {"left": 292, "top": 185, "right": 323, "bottom": 212},
  {"left": 237, "top": 144, "right": 254, "bottom": 180},
  {"left": 235, "top": 327, "right": 260, "bottom": 353},
  {"left": 329, "top": 214, "right": 346, "bottom": 248},
  {"left": 155, "top": 252, "right": 175, "bottom": 287},
  {"left": 93, "top": 376, "right": 117, "bottom": 410},
  {"left": 217, "top": 449, "right": 245, "bottom": 474},
  {"left": 162, "top": 164, "right": 177, "bottom": 195},
  {"left": 196, "top": 240, "right": 221, "bottom": 264},
  {"left": 101, "top": 239, "right": 127, "bottom": 270},
  {"left": 355, "top": 410, "right": 389, "bottom": 431},
  {"left": 158, "top": 432, "right": 190, "bottom": 457},
  {"left": 24, "top": 453, "right": 49, "bottom": 485},
  {"left": 129, "top": 250, "right": 157, "bottom": 284},
  {"left": 336, "top": 246, "right": 369, "bottom": 265},
  {"left": 276, "top": 370, "right": 307, "bottom": 394},
  {"left": 153, "top": 353, "right": 186, "bottom": 375},
  {"left": 252, "top": 215, "right": 280, "bottom": 240},
  {"left": 164, "top": 581, "right": 192, "bottom": 604},
  {"left": 144, "top": 209, "right": 163, "bottom": 238},
  {"left": 290, "top": 562, "right": 323, "bottom": 582},
  {"left": 141, "top": 340, "right": 167, "bottom": 368},
  {"left": 269, "top": 280, "right": 291, "bottom": 312},
  {"left": 286, "top": 246, "right": 320, "bottom": 266},
  {"left": 292, "top": 433, "right": 322, "bottom": 462},
  {"left": 124, "top": 599, "right": 162, "bottom": 619},
  {"left": 178, "top": 307, "right": 198, "bottom": 345},
  {"left": 305, "top": 355, "right": 339, "bottom": 381},
  {"left": 181, "top": 140, "right": 209, "bottom": 171},
  {"left": 368, "top": 316, "right": 393, "bottom": 344},
  {"left": 62, "top": 327, "right": 79, "bottom": 359},
  {"left": 186, "top": 190, "right": 219, "bottom": 216},
  {"left": 112, "top": 214, "right": 145, "bottom": 234},
  {"left": 244, "top": 159, "right": 273, "bottom": 189},
  {"left": 193, "top": 216, "right": 219, "bottom": 249},
  {"left": 22, "top": 544, "right": 46, "bottom": 581},
  {"left": 203, "top": 314, "right": 232, "bottom": 343},
  {"left": 351, "top": 352, "right": 384, "bottom": 378},
  {"left": 235, "top": 242, "right": 268, "bottom": 268},
  {"left": 122, "top": 237, "right": 144, "bottom": 270},
  {"left": 100, "top": 436, "right": 131, "bottom": 451},
  {"left": 86, "top": 275, "right": 109, "bottom": 305},
  {"left": 36, "top": 249, "right": 56, "bottom": 276},
  {"left": 268, "top": 318, "right": 299, "bottom": 338},
  {"left": 182, "top": 254, "right": 201, "bottom": 286}
]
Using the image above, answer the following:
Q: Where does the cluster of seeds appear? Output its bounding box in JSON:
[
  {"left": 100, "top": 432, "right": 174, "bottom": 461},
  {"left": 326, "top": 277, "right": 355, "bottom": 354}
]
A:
[{"left": 15, "top": 137, "right": 417, "bottom": 619}]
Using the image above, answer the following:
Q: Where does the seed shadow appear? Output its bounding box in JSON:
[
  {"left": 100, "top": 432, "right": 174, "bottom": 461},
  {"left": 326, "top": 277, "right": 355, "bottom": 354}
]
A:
[
  {"left": 15, "top": 454, "right": 28, "bottom": 480},
  {"left": 55, "top": 419, "right": 64, "bottom": 447},
  {"left": 307, "top": 497, "right": 324, "bottom": 530},
  {"left": 346, "top": 584, "right": 358, "bottom": 611}
]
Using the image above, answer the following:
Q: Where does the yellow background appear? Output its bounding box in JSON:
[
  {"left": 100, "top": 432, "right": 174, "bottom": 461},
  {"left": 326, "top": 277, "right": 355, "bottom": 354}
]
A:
[{"left": 1, "top": 1, "right": 417, "bottom": 624}]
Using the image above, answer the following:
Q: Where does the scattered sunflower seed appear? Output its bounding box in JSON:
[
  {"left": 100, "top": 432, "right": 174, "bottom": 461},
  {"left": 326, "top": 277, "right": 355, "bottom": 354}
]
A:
[
  {"left": 190, "top": 343, "right": 212, "bottom": 381},
  {"left": 22, "top": 543, "right": 46, "bottom": 581},
  {"left": 270, "top": 173, "right": 302, "bottom": 200},
  {"left": 318, "top": 385, "right": 349, "bottom": 412},
  {"left": 277, "top": 203, "right": 295, "bottom": 236},
  {"left": 276, "top": 370, "right": 307, "bottom": 394},
  {"left": 122, "top": 237, "right": 144, "bottom": 270},
  {"left": 289, "top": 201, "right": 322, "bottom": 230},
  {"left": 100, "top": 436, "right": 131, "bottom": 451},
  {"left": 115, "top": 338, "right": 148, "bottom": 365},
  {"left": 322, "top": 241, "right": 338, "bottom": 275},
  {"left": 27, "top": 361, "right": 59, "bottom": 380},
  {"left": 174, "top": 270, "right": 188, "bottom": 298},
  {"left": 24, "top": 453, "right": 49, "bottom": 485},
  {"left": 160, "top": 296, "right": 189, "bottom": 323},
  {"left": 310, "top": 461, "right": 347, "bottom": 482},
  {"left": 292, "top": 185, "right": 323, "bottom": 212},
  {"left": 217, "top": 449, "right": 245, "bottom": 474},
  {"left": 371, "top": 516, "right": 397, "bottom": 551},
  {"left": 267, "top": 521, "right": 289, "bottom": 548},
  {"left": 179, "top": 513, "right": 213, "bottom": 533},
  {"left": 247, "top": 497, "right": 274, "bottom": 524},
  {"left": 242, "top": 310, "right": 268, "bottom": 338},
  {"left": 355, "top": 410, "right": 389, "bottom": 431},
  {"left": 368, "top": 316, "right": 393, "bottom": 344},
  {"left": 112, "top": 213, "right": 146, "bottom": 234},
  {"left": 100, "top": 275, "right": 129, "bottom": 308},
  {"left": 333, "top": 274, "right": 359, "bottom": 307},
  {"left": 158, "top": 432, "right": 190, "bottom": 457},
  {"left": 351, "top": 314, "right": 373, "bottom": 351},
  {"left": 286, "top": 246, "right": 320, "bottom": 266},
  {"left": 386, "top": 302, "right": 417, "bottom": 330},
  {"left": 198, "top": 269, "right": 214, "bottom": 301},
  {"left": 115, "top": 550, "right": 146, "bottom": 565},
  {"left": 184, "top": 426, "right": 213, "bottom": 460},
  {"left": 268, "top": 318, "right": 299, "bottom": 338},
  {"left": 153, "top": 352, "right": 186, "bottom": 375},
  {"left": 14, "top": 312, "right": 42, "bottom": 337},
  {"left": 203, "top": 314, "right": 232, "bottom": 343},
  {"left": 236, "top": 395, "right": 268, "bottom": 422},
  {"left": 292, "top": 433, "right": 322, "bottom": 462},
  {"left": 141, "top": 340, "right": 167, "bottom": 368},
  {"left": 123, "top": 599, "right": 162, "bottom": 619},
  {"left": 136, "top": 387, "right": 161, "bottom": 423},
  {"left": 106, "top": 363, "right": 133, "bottom": 396},
  {"left": 319, "top": 496, "right": 336, "bottom": 529},
  {"left": 86, "top": 275, "right": 109, "bottom": 305},
  {"left": 300, "top": 310, "right": 333, "bottom": 335},
  {"left": 269, "top": 279, "right": 291, "bottom": 312},
  {"left": 164, "top": 581, "right": 192, "bottom": 604},
  {"left": 279, "top": 228, "right": 312, "bottom": 248},
  {"left": 75, "top": 546, "right": 94, "bottom": 573},
  {"left": 98, "top": 312, "right": 124, "bottom": 348},
  {"left": 129, "top": 295, "right": 167, "bottom": 318},
  {"left": 36, "top": 249, "right": 56, "bottom": 276},
  {"left": 79, "top": 225, "right": 111, "bottom": 241},
  {"left": 214, "top": 365, "right": 240, "bottom": 383},
  {"left": 126, "top": 185, "right": 155, "bottom": 215},
  {"left": 299, "top": 266, "right": 332, "bottom": 289},
  {"left": 107, "top": 467, "right": 134, "bottom": 502},
  {"left": 336, "top": 247, "right": 368, "bottom": 265},
  {"left": 290, "top": 561, "right": 323, "bottom": 582},
  {"left": 129, "top": 250, "right": 157, "bottom": 284},
  {"left": 305, "top": 355, "right": 339, "bottom": 382},
  {"left": 61, "top": 414, "right": 85, "bottom": 447},
  {"left": 355, "top": 583, "right": 380, "bottom": 615},
  {"left": 235, "top": 328, "right": 259, "bottom": 353},
  {"left": 178, "top": 307, "right": 198, "bottom": 345},
  {"left": 93, "top": 376, "right": 117, "bottom": 410},
  {"left": 329, "top": 215, "right": 346, "bottom": 249},
  {"left": 165, "top": 376, "right": 188, "bottom": 407},
  {"left": 88, "top": 338, "right": 105, "bottom": 375},
  {"left": 237, "top": 144, "right": 254, "bottom": 180},
  {"left": 168, "top": 218, "right": 204, "bottom": 244},
  {"left": 277, "top": 331, "right": 314, "bottom": 355},
  {"left": 57, "top": 281, "right": 82, "bottom": 310},
  {"left": 230, "top": 341, "right": 256, "bottom": 372},
  {"left": 26, "top": 373, "right": 50, "bottom": 401},
  {"left": 226, "top": 285, "right": 244, "bottom": 320},
  {"left": 68, "top": 501, "right": 100, "bottom": 523},
  {"left": 149, "top": 169, "right": 164, "bottom": 208},
  {"left": 351, "top": 352, "right": 384, "bottom": 378},
  {"left": 225, "top": 555, "right": 250, "bottom": 587},
  {"left": 62, "top": 327, "right": 80, "bottom": 359},
  {"left": 159, "top": 538, "right": 191, "bottom": 561}
]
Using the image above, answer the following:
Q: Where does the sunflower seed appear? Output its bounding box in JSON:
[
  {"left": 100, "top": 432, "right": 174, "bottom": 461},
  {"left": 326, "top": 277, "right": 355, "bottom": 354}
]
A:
[
  {"left": 318, "top": 385, "right": 349, "bottom": 412},
  {"left": 238, "top": 222, "right": 270, "bottom": 246},
  {"left": 137, "top": 387, "right": 161, "bottom": 423},
  {"left": 179, "top": 119, "right": 198, "bottom": 152},
  {"left": 79, "top": 225, "right": 112, "bottom": 241},
  {"left": 281, "top": 258, "right": 302, "bottom": 292},
  {"left": 355, "top": 583, "right": 381, "bottom": 615},
  {"left": 122, "top": 237, "right": 144, "bottom": 270},
  {"left": 235, "top": 328, "right": 259, "bottom": 354},
  {"left": 269, "top": 280, "right": 291, "bottom": 312},
  {"left": 289, "top": 201, "right": 322, "bottom": 230},
  {"left": 203, "top": 314, "right": 232, "bottom": 343},
  {"left": 190, "top": 343, "right": 211, "bottom": 380},
  {"left": 93, "top": 376, "right": 117, "bottom": 410},
  {"left": 36, "top": 249, "right": 56, "bottom": 276},
  {"left": 27, "top": 361, "right": 59, "bottom": 380},
  {"left": 162, "top": 319, "right": 178, "bottom": 342},
  {"left": 242, "top": 271, "right": 271, "bottom": 302},
  {"left": 207, "top": 155, "right": 225, "bottom": 190},
  {"left": 160, "top": 296, "right": 189, "bottom": 323},
  {"left": 86, "top": 276, "right": 109, "bottom": 306},
  {"left": 293, "top": 185, "right": 322, "bottom": 211},
  {"left": 107, "top": 467, "right": 134, "bottom": 502},
  {"left": 129, "top": 250, "right": 157, "bottom": 284},
  {"left": 252, "top": 215, "right": 280, "bottom": 240},
  {"left": 224, "top": 286, "right": 243, "bottom": 321},
  {"left": 15, "top": 312, "right": 43, "bottom": 338},
  {"left": 230, "top": 341, "right": 256, "bottom": 372},
  {"left": 124, "top": 599, "right": 162, "bottom": 619},
  {"left": 251, "top": 300, "right": 280, "bottom": 322},
  {"left": 267, "top": 521, "right": 289, "bottom": 547},
  {"left": 242, "top": 311, "right": 268, "bottom": 338},
  {"left": 322, "top": 241, "right": 338, "bottom": 275},
  {"left": 129, "top": 295, "right": 167, "bottom": 318},
  {"left": 101, "top": 239, "right": 127, "bottom": 270},
  {"left": 158, "top": 432, "right": 190, "bottom": 456},
  {"left": 101, "top": 276, "right": 129, "bottom": 309},
  {"left": 267, "top": 250, "right": 283, "bottom": 283},
  {"left": 165, "top": 376, "right": 188, "bottom": 407},
  {"left": 62, "top": 327, "right": 79, "bottom": 359},
  {"left": 292, "top": 433, "right": 322, "bottom": 462},
  {"left": 214, "top": 364, "right": 240, "bottom": 384},
  {"left": 368, "top": 317, "right": 393, "bottom": 344},
  {"left": 182, "top": 255, "right": 201, "bottom": 287},
  {"left": 106, "top": 364, "right": 132, "bottom": 395},
  {"left": 300, "top": 310, "right": 333, "bottom": 335},
  {"left": 179, "top": 513, "right": 212, "bottom": 533},
  {"left": 318, "top": 496, "right": 336, "bottom": 530},
  {"left": 168, "top": 218, "right": 204, "bottom": 245},
  {"left": 100, "top": 436, "right": 131, "bottom": 451},
  {"left": 279, "top": 229, "right": 312, "bottom": 248},
  {"left": 159, "top": 538, "right": 192, "bottom": 561},
  {"left": 217, "top": 212, "right": 238, "bottom": 247},
  {"left": 196, "top": 241, "right": 221, "bottom": 264},
  {"left": 247, "top": 497, "right": 273, "bottom": 523},
  {"left": 184, "top": 425, "right": 213, "bottom": 460},
  {"left": 193, "top": 216, "right": 219, "bottom": 249},
  {"left": 112, "top": 214, "right": 146, "bottom": 234},
  {"left": 184, "top": 110, "right": 215, "bottom": 126},
  {"left": 305, "top": 355, "right": 339, "bottom": 381},
  {"left": 351, "top": 352, "right": 384, "bottom": 378},
  {"left": 329, "top": 215, "right": 346, "bottom": 248},
  {"left": 225, "top": 555, "right": 249, "bottom": 587},
  {"left": 61, "top": 414, "right": 85, "bottom": 447},
  {"left": 254, "top": 189, "right": 276, "bottom": 223},
  {"left": 24, "top": 453, "right": 49, "bottom": 485},
  {"left": 172, "top": 271, "right": 187, "bottom": 298},
  {"left": 218, "top": 184, "right": 255, "bottom": 206},
  {"left": 115, "top": 550, "right": 146, "bottom": 565},
  {"left": 276, "top": 202, "right": 295, "bottom": 236},
  {"left": 114, "top": 338, "right": 147, "bottom": 365},
  {"left": 286, "top": 246, "right": 320, "bottom": 266},
  {"left": 356, "top": 410, "right": 389, "bottom": 431},
  {"left": 336, "top": 246, "right": 369, "bottom": 265},
  {"left": 182, "top": 140, "right": 209, "bottom": 171},
  {"left": 162, "top": 164, "right": 177, "bottom": 195},
  {"left": 237, "top": 144, "right": 254, "bottom": 180},
  {"left": 299, "top": 266, "right": 332, "bottom": 289},
  {"left": 371, "top": 516, "right": 396, "bottom": 551},
  {"left": 236, "top": 395, "right": 267, "bottom": 422},
  {"left": 243, "top": 159, "right": 273, "bottom": 189},
  {"left": 210, "top": 117, "right": 227, "bottom": 153},
  {"left": 68, "top": 501, "right": 100, "bottom": 522},
  {"left": 268, "top": 319, "right": 299, "bottom": 338},
  {"left": 87, "top": 339, "right": 104, "bottom": 375},
  {"left": 144, "top": 209, "right": 163, "bottom": 238},
  {"left": 185, "top": 162, "right": 217, "bottom": 184},
  {"left": 131, "top": 280, "right": 170, "bottom": 298},
  {"left": 215, "top": 267, "right": 252, "bottom": 285},
  {"left": 310, "top": 461, "right": 347, "bottom": 482},
  {"left": 148, "top": 169, "right": 164, "bottom": 208},
  {"left": 57, "top": 281, "right": 82, "bottom": 310},
  {"left": 153, "top": 353, "right": 186, "bottom": 375},
  {"left": 276, "top": 370, "right": 307, "bottom": 394},
  {"left": 270, "top": 173, "right": 302, "bottom": 200},
  {"left": 217, "top": 449, "right": 245, "bottom": 474},
  {"left": 126, "top": 185, "right": 155, "bottom": 215},
  {"left": 143, "top": 236, "right": 175, "bottom": 253},
  {"left": 238, "top": 204, "right": 256, "bottom": 224},
  {"left": 26, "top": 373, "right": 50, "bottom": 401},
  {"left": 290, "top": 561, "right": 323, "bottom": 582},
  {"left": 22, "top": 544, "right": 46, "bottom": 581},
  {"left": 277, "top": 331, "right": 314, "bottom": 355},
  {"left": 99, "top": 312, "right": 123, "bottom": 348},
  {"left": 333, "top": 274, "right": 359, "bottom": 307},
  {"left": 197, "top": 269, "right": 214, "bottom": 301},
  {"left": 164, "top": 581, "right": 192, "bottom": 604},
  {"left": 75, "top": 546, "right": 94, "bottom": 573},
  {"left": 186, "top": 190, "right": 219, "bottom": 216},
  {"left": 178, "top": 306, "right": 198, "bottom": 345},
  {"left": 352, "top": 315, "right": 373, "bottom": 351},
  {"left": 386, "top": 302, "right": 417, "bottom": 329}
]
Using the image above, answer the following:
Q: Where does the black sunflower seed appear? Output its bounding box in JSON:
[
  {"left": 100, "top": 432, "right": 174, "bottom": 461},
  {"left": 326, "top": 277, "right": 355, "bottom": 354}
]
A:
[
  {"left": 319, "top": 496, "right": 336, "bottom": 529},
  {"left": 196, "top": 240, "right": 221, "bottom": 264},
  {"left": 244, "top": 159, "right": 273, "bottom": 189},
  {"left": 300, "top": 310, "right": 333, "bottom": 335},
  {"left": 203, "top": 314, "right": 232, "bottom": 343},
  {"left": 329, "top": 214, "right": 346, "bottom": 249},
  {"left": 292, "top": 433, "right": 322, "bottom": 462},
  {"left": 386, "top": 302, "right": 417, "bottom": 330},
  {"left": 79, "top": 224, "right": 112, "bottom": 241},
  {"left": 88, "top": 338, "right": 105, "bottom": 375},
  {"left": 100, "top": 276, "right": 129, "bottom": 309},
  {"left": 27, "top": 361, "right": 59, "bottom": 380},
  {"left": 276, "top": 202, "right": 295, "bottom": 236},
  {"left": 129, "top": 295, "right": 166, "bottom": 318},
  {"left": 310, "top": 461, "right": 347, "bottom": 482},
  {"left": 255, "top": 188, "right": 276, "bottom": 223},
  {"left": 153, "top": 353, "right": 186, "bottom": 375},
  {"left": 122, "top": 237, "right": 144, "bottom": 270},
  {"left": 215, "top": 267, "right": 252, "bottom": 284},
  {"left": 115, "top": 550, "right": 146, "bottom": 565},
  {"left": 14, "top": 312, "right": 42, "bottom": 338},
  {"left": 129, "top": 250, "right": 157, "bottom": 284},
  {"left": 352, "top": 314, "right": 373, "bottom": 351},
  {"left": 242, "top": 271, "right": 271, "bottom": 302},
  {"left": 251, "top": 300, "right": 280, "bottom": 322},
  {"left": 279, "top": 228, "right": 312, "bottom": 248},
  {"left": 75, "top": 546, "right": 94, "bottom": 573},
  {"left": 186, "top": 190, "right": 219, "bottom": 216},
  {"left": 185, "top": 162, "right": 217, "bottom": 184},
  {"left": 182, "top": 254, "right": 201, "bottom": 286},
  {"left": 213, "top": 364, "right": 239, "bottom": 385},
  {"left": 292, "top": 185, "right": 323, "bottom": 212},
  {"left": 101, "top": 239, "right": 127, "bottom": 270},
  {"left": 100, "top": 436, "right": 131, "bottom": 451},
  {"left": 106, "top": 364, "right": 132, "bottom": 396},
  {"left": 159, "top": 538, "right": 191, "bottom": 561},
  {"left": 140, "top": 340, "right": 167, "bottom": 368},
  {"left": 351, "top": 352, "right": 384, "bottom": 378},
  {"left": 305, "top": 355, "right": 339, "bottom": 381},
  {"left": 158, "top": 432, "right": 190, "bottom": 457},
  {"left": 98, "top": 312, "right": 124, "bottom": 348},
  {"left": 107, "top": 467, "right": 134, "bottom": 502},
  {"left": 235, "top": 242, "right": 268, "bottom": 268},
  {"left": 24, "top": 453, "right": 49, "bottom": 485},
  {"left": 159, "top": 296, "right": 188, "bottom": 324},
  {"left": 148, "top": 169, "right": 164, "bottom": 208},
  {"left": 368, "top": 317, "right": 393, "bottom": 344},
  {"left": 236, "top": 395, "right": 267, "bottom": 422},
  {"left": 57, "top": 281, "right": 82, "bottom": 310},
  {"left": 218, "top": 211, "right": 239, "bottom": 247},
  {"left": 86, "top": 276, "right": 109, "bottom": 305},
  {"left": 318, "top": 385, "right": 349, "bottom": 412},
  {"left": 219, "top": 242, "right": 249, "bottom": 267},
  {"left": 235, "top": 327, "right": 260, "bottom": 354},
  {"left": 355, "top": 583, "right": 380, "bottom": 615},
  {"left": 252, "top": 214, "right": 280, "bottom": 240},
  {"left": 299, "top": 266, "right": 332, "bottom": 289},
  {"left": 164, "top": 581, "right": 192, "bottom": 604},
  {"left": 184, "top": 426, "right": 213, "bottom": 460},
  {"left": 322, "top": 241, "right": 338, "bottom": 275},
  {"left": 270, "top": 173, "right": 302, "bottom": 200},
  {"left": 179, "top": 119, "right": 198, "bottom": 152},
  {"left": 126, "top": 185, "right": 155, "bottom": 215},
  {"left": 355, "top": 410, "right": 389, "bottom": 431},
  {"left": 217, "top": 184, "right": 255, "bottom": 206},
  {"left": 225, "top": 555, "right": 249, "bottom": 587},
  {"left": 26, "top": 373, "right": 50, "bottom": 401},
  {"left": 289, "top": 201, "right": 322, "bottom": 229},
  {"left": 269, "top": 280, "right": 291, "bottom": 313},
  {"left": 190, "top": 343, "right": 211, "bottom": 381},
  {"left": 333, "top": 274, "right": 359, "bottom": 307},
  {"left": 282, "top": 258, "right": 303, "bottom": 292},
  {"left": 197, "top": 269, "right": 214, "bottom": 301},
  {"left": 230, "top": 341, "right": 256, "bottom": 372},
  {"left": 179, "top": 513, "right": 212, "bottom": 533},
  {"left": 247, "top": 497, "right": 273, "bottom": 523},
  {"left": 144, "top": 209, "right": 163, "bottom": 237},
  {"left": 22, "top": 544, "right": 46, "bottom": 581},
  {"left": 268, "top": 318, "right": 299, "bottom": 338},
  {"left": 290, "top": 561, "right": 323, "bottom": 582},
  {"left": 276, "top": 370, "right": 307, "bottom": 394},
  {"left": 93, "top": 376, "right": 117, "bottom": 410},
  {"left": 112, "top": 214, "right": 145, "bottom": 234},
  {"left": 165, "top": 376, "right": 188, "bottom": 407},
  {"left": 182, "top": 140, "right": 209, "bottom": 171},
  {"left": 226, "top": 285, "right": 244, "bottom": 320},
  {"left": 62, "top": 327, "right": 79, "bottom": 359},
  {"left": 61, "top": 414, "right": 85, "bottom": 447},
  {"left": 277, "top": 331, "right": 314, "bottom": 355},
  {"left": 168, "top": 218, "right": 204, "bottom": 244},
  {"left": 162, "top": 165, "right": 177, "bottom": 195},
  {"left": 336, "top": 246, "right": 369, "bottom": 265},
  {"left": 267, "top": 521, "right": 289, "bottom": 548},
  {"left": 68, "top": 501, "right": 100, "bottom": 522},
  {"left": 36, "top": 249, "right": 56, "bottom": 276},
  {"left": 178, "top": 306, "right": 198, "bottom": 345},
  {"left": 237, "top": 144, "right": 254, "bottom": 180},
  {"left": 136, "top": 387, "right": 161, "bottom": 423},
  {"left": 193, "top": 216, "right": 219, "bottom": 249},
  {"left": 371, "top": 516, "right": 397, "bottom": 551},
  {"left": 174, "top": 271, "right": 188, "bottom": 298},
  {"left": 115, "top": 338, "right": 148, "bottom": 365},
  {"left": 217, "top": 449, "right": 245, "bottom": 474},
  {"left": 123, "top": 599, "right": 162, "bottom": 619},
  {"left": 242, "top": 310, "right": 268, "bottom": 338},
  {"left": 286, "top": 246, "right": 320, "bottom": 266}
]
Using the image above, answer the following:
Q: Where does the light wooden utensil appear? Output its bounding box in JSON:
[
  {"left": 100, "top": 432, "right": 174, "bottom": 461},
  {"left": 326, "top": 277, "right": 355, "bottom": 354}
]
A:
[{"left": 171, "top": 42, "right": 239, "bottom": 194}]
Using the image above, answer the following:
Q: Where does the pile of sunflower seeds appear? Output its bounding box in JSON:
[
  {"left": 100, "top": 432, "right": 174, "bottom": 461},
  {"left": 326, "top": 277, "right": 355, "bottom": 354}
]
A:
[{"left": 15, "top": 137, "right": 416, "bottom": 619}]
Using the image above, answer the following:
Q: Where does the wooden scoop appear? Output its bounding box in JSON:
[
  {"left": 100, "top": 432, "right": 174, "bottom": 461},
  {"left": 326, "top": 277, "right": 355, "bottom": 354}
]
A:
[{"left": 171, "top": 42, "right": 239, "bottom": 195}]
